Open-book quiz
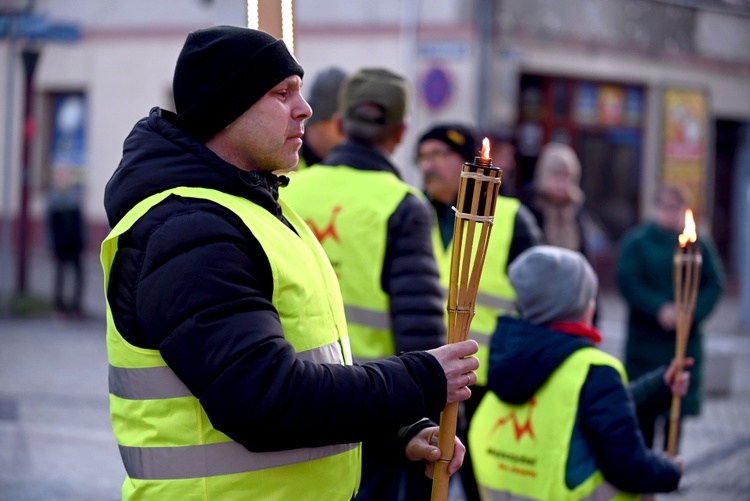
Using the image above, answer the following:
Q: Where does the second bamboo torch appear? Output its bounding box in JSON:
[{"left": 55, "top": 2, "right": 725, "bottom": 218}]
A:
[
  {"left": 431, "top": 138, "right": 502, "bottom": 501},
  {"left": 667, "top": 208, "right": 702, "bottom": 457}
]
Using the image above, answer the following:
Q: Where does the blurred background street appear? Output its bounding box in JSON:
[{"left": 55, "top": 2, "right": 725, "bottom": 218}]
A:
[{"left": 2, "top": 0, "right": 750, "bottom": 500}]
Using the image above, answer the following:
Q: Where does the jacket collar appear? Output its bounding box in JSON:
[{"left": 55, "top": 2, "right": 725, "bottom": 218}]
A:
[
  {"left": 548, "top": 321, "right": 602, "bottom": 345},
  {"left": 321, "top": 139, "right": 402, "bottom": 178},
  {"left": 105, "top": 107, "right": 288, "bottom": 227}
]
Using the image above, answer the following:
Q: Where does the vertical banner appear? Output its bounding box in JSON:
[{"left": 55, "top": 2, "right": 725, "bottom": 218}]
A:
[
  {"left": 661, "top": 88, "right": 708, "bottom": 218},
  {"left": 48, "top": 92, "right": 86, "bottom": 218},
  {"left": 51, "top": 93, "right": 86, "bottom": 171},
  {"left": 597, "top": 85, "right": 625, "bottom": 126}
]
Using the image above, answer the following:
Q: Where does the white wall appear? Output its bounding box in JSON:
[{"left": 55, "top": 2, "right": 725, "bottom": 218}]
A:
[
  {"left": 35, "top": 36, "right": 187, "bottom": 221},
  {"left": 296, "top": 26, "right": 479, "bottom": 187},
  {"left": 295, "top": 0, "right": 478, "bottom": 187},
  {"left": 0, "top": 0, "right": 246, "bottom": 230}
]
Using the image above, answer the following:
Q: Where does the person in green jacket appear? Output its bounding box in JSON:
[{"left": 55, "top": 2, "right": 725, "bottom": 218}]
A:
[{"left": 617, "top": 184, "right": 724, "bottom": 452}]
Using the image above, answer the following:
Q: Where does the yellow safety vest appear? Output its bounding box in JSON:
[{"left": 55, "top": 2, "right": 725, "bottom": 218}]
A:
[
  {"left": 434, "top": 196, "right": 519, "bottom": 386},
  {"left": 282, "top": 165, "right": 418, "bottom": 362},
  {"left": 101, "top": 187, "right": 360, "bottom": 500},
  {"left": 469, "top": 347, "right": 640, "bottom": 501}
]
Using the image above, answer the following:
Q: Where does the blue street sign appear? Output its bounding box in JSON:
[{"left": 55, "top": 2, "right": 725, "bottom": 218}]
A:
[
  {"left": 0, "top": 14, "right": 79, "bottom": 42},
  {"left": 421, "top": 67, "right": 453, "bottom": 111}
]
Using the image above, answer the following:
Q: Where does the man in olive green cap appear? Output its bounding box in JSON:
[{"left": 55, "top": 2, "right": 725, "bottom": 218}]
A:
[{"left": 283, "top": 67, "right": 449, "bottom": 500}]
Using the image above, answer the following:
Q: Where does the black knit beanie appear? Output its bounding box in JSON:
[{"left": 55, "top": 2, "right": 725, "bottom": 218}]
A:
[
  {"left": 173, "top": 26, "right": 304, "bottom": 142},
  {"left": 417, "top": 124, "right": 478, "bottom": 163}
]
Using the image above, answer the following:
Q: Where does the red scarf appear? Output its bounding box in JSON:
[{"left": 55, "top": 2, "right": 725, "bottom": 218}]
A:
[{"left": 549, "top": 321, "right": 602, "bottom": 345}]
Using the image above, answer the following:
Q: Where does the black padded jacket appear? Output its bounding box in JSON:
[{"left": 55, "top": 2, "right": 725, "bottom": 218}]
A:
[{"left": 103, "top": 108, "right": 447, "bottom": 454}]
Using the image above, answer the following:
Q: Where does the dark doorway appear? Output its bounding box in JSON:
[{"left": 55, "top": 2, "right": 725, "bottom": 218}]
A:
[
  {"left": 713, "top": 119, "right": 744, "bottom": 278},
  {"left": 516, "top": 74, "right": 645, "bottom": 287},
  {"left": 577, "top": 128, "right": 641, "bottom": 242}
]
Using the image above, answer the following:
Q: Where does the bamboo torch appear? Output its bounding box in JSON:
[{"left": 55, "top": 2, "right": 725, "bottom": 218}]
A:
[
  {"left": 667, "top": 208, "right": 701, "bottom": 457},
  {"left": 431, "top": 138, "right": 502, "bottom": 501}
]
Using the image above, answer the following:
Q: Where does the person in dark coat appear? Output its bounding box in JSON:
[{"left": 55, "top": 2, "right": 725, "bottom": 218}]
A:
[
  {"left": 470, "top": 246, "right": 687, "bottom": 499},
  {"left": 617, "top": 185, "right": 724, "bottom": 451},
  {"left": 103, "top": 26, "right": 479, "bottom": 500},
  {"left": 48, "top": 168, "right": 85, "bottom": 317}
]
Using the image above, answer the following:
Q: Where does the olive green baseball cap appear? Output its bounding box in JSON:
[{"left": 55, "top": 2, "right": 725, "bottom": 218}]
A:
[{"left": 339, "top": 67, "right": 408, "bottom": 127}]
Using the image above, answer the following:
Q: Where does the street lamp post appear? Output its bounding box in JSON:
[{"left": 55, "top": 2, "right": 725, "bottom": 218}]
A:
[
  {"left": 0, "top": 9, "right": 78, "bottom": 312},
  {"left": 16, "top": 45, "right": 39, "bottom": 296}
]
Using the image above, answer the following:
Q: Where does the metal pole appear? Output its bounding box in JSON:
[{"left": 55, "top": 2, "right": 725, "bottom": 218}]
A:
[
  {"left": 742, "top": 183, "right": 750, "bottom": 327},
  {"left": 398, "top": 0, "right": 420, "bottom": 187},
  {"left": 1, "top": 17, "right": 18, "bottom": 314},
  {"left": 16, "top": 45, "right": 39, "bottom": 296},
  {"left": 476, "top": 0, "right": 494, "bottom": 130}
]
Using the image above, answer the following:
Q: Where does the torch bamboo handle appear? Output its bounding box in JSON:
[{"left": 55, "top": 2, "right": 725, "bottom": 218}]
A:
[
  {"left": 431, "top": 401, "right": 459, "bottom": 501},
  {"left": 667, "top": 393, "right": 681, "bottom": 456},
  {"left": 669, "top": 242, "right": 700, "bottom": 457}
]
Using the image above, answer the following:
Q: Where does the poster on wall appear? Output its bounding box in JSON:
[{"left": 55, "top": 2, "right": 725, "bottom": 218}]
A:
[
  {"left": 49, "top": 93, "right": 86, "bottom": 202},
  {"left": 51, "top": 93, "right": 86, "bottom": 171},
  {"left": 597, "top": 85, "right": 625, "bottom": 126},
  {"left": 661, "top": 87, "right": 708, "bottom": 218}
]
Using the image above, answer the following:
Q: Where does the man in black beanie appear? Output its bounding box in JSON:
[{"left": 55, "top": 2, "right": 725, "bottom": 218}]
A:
[
  {"left": 102, "top": 26, "right": 477, "bottom": 500},
  {"left": 416, "top": 123, "right": 543, "bottom": 501}
]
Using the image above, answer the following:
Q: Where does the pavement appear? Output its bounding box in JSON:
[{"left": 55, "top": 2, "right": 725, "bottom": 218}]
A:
[{"left": 1, "top": 251, "right": 749, "bottom": 500}]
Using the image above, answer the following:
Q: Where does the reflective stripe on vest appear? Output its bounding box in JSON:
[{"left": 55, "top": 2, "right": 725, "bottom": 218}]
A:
[
  {"left": 120, "top": 441, "right": 359, "bottom": 480},
  {"left": 435, "top": 196, "right": 520, "bottom": 386},
  {"left": 102, "top": 187, "right": 360, "bottom": 500},
  {"left": 109, "top": 340, "right": 345, "bottom": 400},
  {"left": 344, "top": 305, "right": 391, "bottom": 331},
  {"left": 469, "top": 348, "right": 639, "bottom": 501},
  {"left": 282, "top": 165, "right": 417, "bottom": 360},
  {"left": 478, "top": 480, "right": 625, "bottom": 501}
]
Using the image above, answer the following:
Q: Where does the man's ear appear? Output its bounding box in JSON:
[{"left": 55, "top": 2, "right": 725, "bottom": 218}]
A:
[
  {"left": 582, "top": 299, "right": 597, "bottom": 327},
  {"left": 394, "top": 122, "right": 407, "bottom": 146},
  {"left": 333, "top": 113, "right": 344, "bottom": 135}
]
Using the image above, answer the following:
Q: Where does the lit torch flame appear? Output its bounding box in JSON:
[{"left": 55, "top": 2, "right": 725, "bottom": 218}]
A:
[
  {"left": 481, "top": 137, "right": 491, "bottom": 161},
  {"left": 678, "top": 209, "right": 697, "bottom": 247}
]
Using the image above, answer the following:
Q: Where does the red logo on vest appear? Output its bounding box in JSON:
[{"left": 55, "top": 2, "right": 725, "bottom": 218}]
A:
[
  {"left": 488, "top": 397, "right": 536, "bottom": 442},
  {"left": 307, "top": 206, "right": 343, "bottom": 244}
]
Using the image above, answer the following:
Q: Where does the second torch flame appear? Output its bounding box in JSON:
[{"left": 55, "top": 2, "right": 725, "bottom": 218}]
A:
[
  {"left": 678, "top": 209, "right": 697, "bottom": 247},
  {"left": 481, "top": 137, "right": 491, "bottom": 161}
]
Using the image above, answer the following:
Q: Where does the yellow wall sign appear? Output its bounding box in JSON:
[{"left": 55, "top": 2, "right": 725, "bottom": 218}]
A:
[{"left": 662, "top": 88, "right": 708, "bottom": 218}]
